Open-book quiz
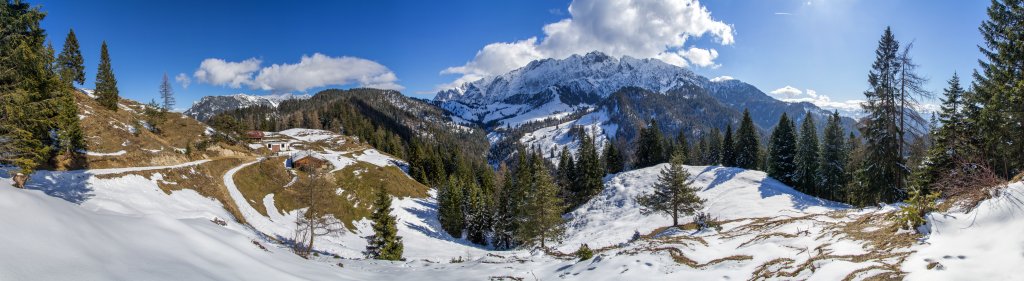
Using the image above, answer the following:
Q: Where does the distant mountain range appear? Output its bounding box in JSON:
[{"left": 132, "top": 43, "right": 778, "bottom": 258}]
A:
[{"left": 184, "top": 93, "right": 310, "bottom": 121}]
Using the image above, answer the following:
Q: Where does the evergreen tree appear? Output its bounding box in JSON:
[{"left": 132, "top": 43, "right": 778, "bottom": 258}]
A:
[
  {"left": 637, "top": 150, "right": 704, "bottom": 227},
  {"left": 861, "top": 27, "right": 907, "bottom": 204},
  {"left": 795, "top": 112, "right": 820, "bottom": 195},
  {"left": 767, "top": 113, "right": 798, "bottom": 187},
  {"left": 818, "top": 111, "right": 848, "bottom": 201},
  {"left": 492, "top": 162, "right": 518, "bottom": 250},
  {"left": 437, "top": 176, "right": 464, "bottom": 238},
  {"left": 634, "top": 119, "right": 665, "bottom": 168},
  {"left": 675, "top": 131, "right": 690, "bottom": 165},
  {"left": 159, "top": 73, "right": 175, "bottom": 111},
  {"left": 706, "top": 128, "right": 722, "bottom": 165},
  {"left": 517, "top": 152, "right": 564, "bottom": 248},
  {"left": 572, "top": 132, "right": 604, "bottom": 208},
  {"left": 604, "top": 142, "right": 624, "bottom": 174},
  {"left": 94, "top": 41, "right": 119, "bottom": 110},
  {"left": 56, "top": 29, "right": 85, "bottom": 85},
  {"left": 917, "top": 74, "right": 969, "bottom": 189},
  {"left": 365, "top": 186, "right": 403, "bottom": 261},
  {"left": 557, "top": 147, "right": 576, "bottom": 188},
  {"left": 972, "top": 0, "right": 1024, "bottom": 177},
  {"left": 734, "top": 109, "right": 761, "bottom": 170},
  {"left": 463, "top": 179, "right": 488, "bottom": 245},
  {"left": 721, "top": 124, "right": 735, "bottom": 167}
]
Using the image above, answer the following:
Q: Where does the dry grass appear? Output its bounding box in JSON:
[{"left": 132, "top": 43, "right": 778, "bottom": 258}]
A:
[{"left": 232, "top": 158, "right": 428, "bottom": 231}]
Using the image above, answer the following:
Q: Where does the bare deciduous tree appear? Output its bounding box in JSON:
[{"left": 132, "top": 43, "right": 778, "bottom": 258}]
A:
[{"left": 292, "top": 169, "right": 342, "bottom": 258}]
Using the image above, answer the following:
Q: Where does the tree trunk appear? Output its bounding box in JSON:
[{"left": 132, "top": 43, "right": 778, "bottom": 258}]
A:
[{"left": 672, "top": 205, "right": 679, "bottom": 227}]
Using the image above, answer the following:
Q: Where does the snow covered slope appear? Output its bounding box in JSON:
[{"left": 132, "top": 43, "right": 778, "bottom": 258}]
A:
[{"left": 904, "top": 182, "right": 1024, "bottom": 280}]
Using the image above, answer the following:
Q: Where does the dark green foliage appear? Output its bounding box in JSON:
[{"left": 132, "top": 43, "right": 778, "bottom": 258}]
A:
[
  {"left": 569, "top": 131, "right": 605, "bottom": 209},
  {"left": 516, "top": 151, "right": 565, "bottom": 248},
  {"left": 675, "top": 131, "right": 690, "bottom": 165},
  {"left": 143, "top": 99, "right": 166, "bottom": 134},
  {"left": 604, "top": 142, "right": 624, "bottom": 174},
  {"left": 917, "top": 74, "right": 969, "bottom": 191},
  {"left": 634, "top": 119, "right": 665, "bottom": 168},
  {"left": 818, "top": 111, "right": 847, "bottom": 201},
  {"left": 971, "top": 0, "right": 1024, "bottom": 178},
  {"left": 795, "top": 112, "right": 819, "bottom": 195},
  {"left": 56, "top": 29, "right": 84, "bottom": 85},
  {"left": 893, "top": 187, "right": 940, "bottom": 234},
  {"left": 860, "top": 27, "right": 908, "bottom": 204},
  {"left": 767, "top": 113, "right": 797, "bottom": 187},
  {"left": 575, "top": 244, "right": 593, "bottom": 261},
  {"left": 734, "top": 109, "right": 760, "bottom": 170},
  {"left": 705, "top": 128, "right": 722, "bottom": 166},
  {"left": 365, "top": 186, "right": 404, "bottom": 260},
  {"left": 94, "top": 41, "right": 118, "bottom": 111},
  {"left": 637, "top": 150, "right": 704, "bottom": 227},
  {"left": 721, "top": 124, "right": 735, "bottom": 167},
  {"left": 437, "top": 176, "right": 464, "bottom": 238},
  {"left": 0, "top": 1, "right": 84, "bottom": 175}
]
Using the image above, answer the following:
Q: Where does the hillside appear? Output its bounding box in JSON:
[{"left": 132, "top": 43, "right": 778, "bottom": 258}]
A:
[
  {"left": 184, "top": 93, "right": 311, "bottom": 121},
  {"left": 7, "top": 160, "right": 1020, "bottom": 280}
]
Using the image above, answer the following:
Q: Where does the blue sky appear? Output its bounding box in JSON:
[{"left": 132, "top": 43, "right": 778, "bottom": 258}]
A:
[{"left": 35, "top": 0, "right": 989, "bottom": 110}]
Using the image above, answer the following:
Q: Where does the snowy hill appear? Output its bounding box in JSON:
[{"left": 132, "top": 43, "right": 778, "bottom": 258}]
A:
[{"left": 184, "top": 93, "right": 311, "bottom": 121}]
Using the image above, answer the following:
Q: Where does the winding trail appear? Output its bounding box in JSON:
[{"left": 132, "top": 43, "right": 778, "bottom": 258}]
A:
[
  {"left": 87, "top": 159, "right": 213, "bottom": 175},
  {"left": 221, "top": 158, "right": 293, "bottom": 239}
]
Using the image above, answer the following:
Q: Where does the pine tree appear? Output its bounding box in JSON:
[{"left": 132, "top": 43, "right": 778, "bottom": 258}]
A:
[
  {"left": 818, "top": 111, "right": 847, "bottom": 201},
  {"left": 767, "top": 113, "right": 798, "bottom": 187},
  {"left": 917, "top": 74, "right": 969, "bottom": 189},
  {"left": 572, "top": 132, "right": 604, "bottom": 208},
  {"left": 557, "top": 147, "right": 576, "bottom": 188},
  {"left": 0, "top": 1, "right": 63, "bottom": 179},
  {"left": 56, "top": 29, "right": 85, "bottom": 85},
  {"left": 492, "top": 162, "right": 518, "bottom": 250},
  {"left": 795, "top": 112, "right": 820, "bottom": 195},
  {"left": 675, "top": 131, "right": 690, "bottom": 165},
  {"left": 94, "top": 41, "right": 119, "bottom": 110},
  {"left": 637, "top": 150, "right": 704, "bottom": 227},
  {"left": 517, "top": 152, "right": 564, "bottom": 248},
  {"left": 159, "top": 73, "right": 175, "bottom": 111},
  {"left": 365, "top": 186, "right": 403, "bottom": 261},
  {"left": 972, "top": 0, "right": 1024, "bottom": 178},
  {"left": 463, "top": 180, "right": 488, "bottom": 245},
  {"left": 721, "top": 124, "right": 735, "bottom": 167},
  {"left": 734, "top": 109, "right": 761, "bottom": 170},
  {"left": 437, "top": 176, "right": 464, "bottom": 238},
  {"left": 861, "top": 27, "right": 907, "bottom": 204},
  {"left": 706, "top": 128, "right": 722, "bottom": 165},
  {"left": 634, "top": 119, "right": 665, "bottom": 168},
  {"left": 604, "top": 142, "right": 624, "bottom": 174}
]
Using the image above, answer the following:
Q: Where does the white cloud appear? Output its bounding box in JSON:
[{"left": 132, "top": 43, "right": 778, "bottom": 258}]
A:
[
  {"left": 710, "top": 75, "right": 734, "bottom": 82},
  {"left": 769, "top": 85, "right": 803, "bottom": 98},
  {"left": 441, "top": 0, "right": 735, "bottom": 89},
  {"left": 193, "top": 54, "right": 402, "bottom": 92},
  {"left": 174, "top": 73, "right": 191, "bottom": 89},
  {"left": 193, "top": 58, "right": 262, "bottom": 88},
  {"left": 774, "top": 12, "right": 792, "bottom": 15}
]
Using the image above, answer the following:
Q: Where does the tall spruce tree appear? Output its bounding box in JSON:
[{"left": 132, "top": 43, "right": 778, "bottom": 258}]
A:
[
  {"left": 573, "top": 132, "right": 604, "bottom": 207},
  {"left": 721, "top": 124, "right": 735, "bottom": 167},
  {"left": 818, "top": 111, "right": 848, "bottom": 201},
  {"left": 795, "top": 112, "right": 820, "bottom": 195},
  {"left": 463, "top": 179, "right": 488, "bottom": 245},
  {"left": 675, "top": 131, "right": 690, "bottom": 165},
  {"left": 56, "top": 29, "right": 84, "bottom": 85},
  {"left": 492, "top": 162, "right": 518, "bottom": 249},
  {"left": 917, "top": 74, "right": 969, "bottom": 189},
  {"left": 706, "top": 128, "right": 722, "bottom": 165},
  {"left": 972, "top": 0, "right": 1024, "bottom": 178},
  {"left": 94, "top": 41, "right": 119, "bottom": 110},
  {"left": 365, "top": 186, "right": 403, "bottom": 261},
  {"left": 518, "top": 152, "right": 564, "bottom": 248},
  {"left": 767, "top": 113, "right": 798, "bottom": 187},
  {"left": 637, "top": 150, "right": 704, "bottom": 227},
  {"left": 159, "top": 73, "right": 175, "bottom": 111},
  {"left": 861, "top": 27, "right": 906, "bottom": 204},
  {"left": 734, "top": 109, "right": 761, "bottom": 170},
  {"left": 604, "top": 142, "right": 624, "bottom": 174},
  {"left": 635, "top": 119, "right": 665, "bottom": 168},
  {"left": 437, "top": 175, "right": 464, "bottom": 238}
]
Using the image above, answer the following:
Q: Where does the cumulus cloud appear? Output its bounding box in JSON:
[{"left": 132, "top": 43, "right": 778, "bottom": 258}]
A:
[
  {"left": 192, "top": 54, "right": 402, "bottom": 92},
  {"left": 193, "top": 58, "right": 262, "bottom": 88},
  {"left": 769, "top": 85, "right": 803, "bottom": 98},
  {"left": 710, "top": 75, "right": 735, "bottom": 82},
  {"left": 175, "top": 73, "right": 191, "bottom": 89},
  {"left": 441, "top": 0, "right": 735, "bottom": 89}
]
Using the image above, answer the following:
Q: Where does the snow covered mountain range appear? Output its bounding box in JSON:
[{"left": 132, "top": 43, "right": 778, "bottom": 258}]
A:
[{"left": 184, "top": 93, "right": 311, "bottom": 121}]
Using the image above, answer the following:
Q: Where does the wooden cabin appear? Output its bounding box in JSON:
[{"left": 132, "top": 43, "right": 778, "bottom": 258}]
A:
[
  {"left": 245, "top": 131, "right": 265, "bottom": 141},
  {"left": 292, "top": 154, "right": 329, "bottom": 171}
]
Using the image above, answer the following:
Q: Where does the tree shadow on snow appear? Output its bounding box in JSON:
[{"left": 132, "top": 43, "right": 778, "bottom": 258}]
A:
[
  {"left": 400, "top": 197, "right": 492, "bottom": 249},
  {"left": 695, "top": 166, "right": 742, "bottom": 192},
  {"left": 0, "top": 167, "right": 94, "bottom": 204}
]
